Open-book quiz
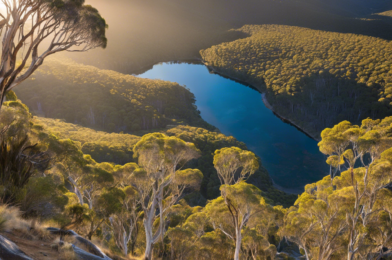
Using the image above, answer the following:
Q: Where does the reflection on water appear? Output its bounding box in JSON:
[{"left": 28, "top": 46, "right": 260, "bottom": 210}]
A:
[{"left": 138, "top": 62, "right": 328, "bottom": 192}]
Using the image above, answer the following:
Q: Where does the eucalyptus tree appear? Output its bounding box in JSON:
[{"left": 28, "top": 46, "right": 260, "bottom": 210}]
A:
[
  {"left": 206, "top": 182, "right": 267, "bottom": 260},
  {"left": 212, "top": 147, "right": 260, "bottom": 260},
  {"left": 213, "top": 146, "right": 259, "bottom": 185},
  {"left": 0, "top": 0, "right": 108, "bottom": 108},
  {"left": 281, "top": 176, "right": 348, "bottom": 259},
  {"left": 108, "top": 186, "right": 140, "bottom": 256},
  {"left": 284, "top": 117, "right": 392, "bottom": 260},
  {"left": 242, "top": 227, "right": 272, "bottom": 260},
  {"left": 131, "top": 133, "right": 202, "bottom": 260}
]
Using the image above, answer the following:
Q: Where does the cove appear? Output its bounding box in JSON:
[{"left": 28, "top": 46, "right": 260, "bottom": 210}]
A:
[{"left": 138, "top": 62, "right": 328, "bottom": 193}]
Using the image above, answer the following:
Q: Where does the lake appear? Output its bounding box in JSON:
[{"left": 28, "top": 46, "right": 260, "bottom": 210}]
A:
[{"left": 138, "top": 62, "right": 328, "bottom": 192}]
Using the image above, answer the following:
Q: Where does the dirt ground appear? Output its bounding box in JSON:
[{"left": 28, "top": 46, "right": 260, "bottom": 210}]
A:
[{"left": 1, "top": 230, "right": 62, "bottom": 259}]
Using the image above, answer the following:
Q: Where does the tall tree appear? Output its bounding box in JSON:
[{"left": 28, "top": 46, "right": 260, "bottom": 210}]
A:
[
  {"left": 131, "top": 133, "right": 201, "bottom": 260},
  {"left": 0, "top": 0, "right": 107, "bottom": 108},
  {"left": 284, "top": 117, "right": 392, "bottom": 260},
  {"left": 213, "top": 147, "right": 259, "bottom": 260},
  {"left": 205, "top": 182, "right": 267, "bottom": 260}
]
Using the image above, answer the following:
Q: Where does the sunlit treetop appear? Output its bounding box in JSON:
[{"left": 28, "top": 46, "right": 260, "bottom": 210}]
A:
[{"left": 0, "top": 0, "right": 108, "bottom": 108}]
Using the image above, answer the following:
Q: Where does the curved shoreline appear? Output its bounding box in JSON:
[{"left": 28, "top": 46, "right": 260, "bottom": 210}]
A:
[
  {"left": 134, "top": 59, "right": 319, "bottom": 142},
  {"left": 136, "top": 59, "right": 321, "bottom": 195},
  {"left": 202, "top": 62, "right": 321, "bottom": 142}
]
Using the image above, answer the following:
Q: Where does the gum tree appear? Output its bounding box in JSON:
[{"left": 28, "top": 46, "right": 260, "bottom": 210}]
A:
[
  {"left": 131, "top": 133, "right": 202, "bottom": 260},
  {"left": 284, "top": 117, "right": 392, "bottom": 260},
  {"left": 0, "top": 0, "right": 108, "bottom": 108},
  {"left": 212, "top": 147, "right": 260, "bottom": 260}
]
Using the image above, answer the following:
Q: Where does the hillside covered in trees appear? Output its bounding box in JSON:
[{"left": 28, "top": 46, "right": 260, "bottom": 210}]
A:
[
  {"left": 3, "top": 0, "right": 392, "bottom": 259},
  {"left": 35, "top": 117, "right": 295, "bottom": 206},
  {"left": 15, "top": 58, "right": 212, "bottom": 133},
  {"left": 201, "top": 25, "right": 392, "bottom": 138},
  {"left": 5, "top": 82, "right": 392, "bottom": 259},
  {"left": 0, "top": 95, "right": 300, "bottom": 258}
]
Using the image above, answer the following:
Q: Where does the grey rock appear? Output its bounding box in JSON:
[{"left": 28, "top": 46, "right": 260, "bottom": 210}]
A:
[{"left": 0, "top": 235, "right": 33, "bottom": 260}]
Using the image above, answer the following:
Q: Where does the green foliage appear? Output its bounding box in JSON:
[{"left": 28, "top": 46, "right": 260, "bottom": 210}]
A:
[
  {"left": 281, "top": 117, "right": 392, "bottom": 259},
  {"left": 35, "top": 117, "right": 140, "bottom": 164},
  {"left": 201, "top": 25, "right": 392, "bottom": 136},
  {"left": 213, "top": 147, "right": 259, "bottom": 185},
  {"left": 34, "top": 117, "right": 296, "bottom": 207},
  {"left": 166, "top": 125, "right": 279, "bottom": 201},
  {"left": 0, "top": 134, "right": 50, "bottom": 203},
  {"left": 16, "top": 58, "right": 212, "bottom": 132},
  {"left": 0, "top": 99, "right": 300, "bottom": 258},
  {"left": 5, "top": 91, "right": 17, "bottom": 101}
]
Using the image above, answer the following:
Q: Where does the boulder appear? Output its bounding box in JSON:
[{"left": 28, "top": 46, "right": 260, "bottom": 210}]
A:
[{"left": 0, "top": 235, "right": 33, "bottom": 260}]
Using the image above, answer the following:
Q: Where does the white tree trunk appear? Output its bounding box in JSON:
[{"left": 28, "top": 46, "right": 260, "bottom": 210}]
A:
[
  {"left": 234, "top": 226, "right": 242, "bottom": 260},
  {"left": 68, "top": 177, "right": 84, "bottom": 205},
  {"left": 122, "top": 232, "right": 128, "bottom": 256},
  {"left": 144, "top": 221, "right": 153, "bottom": 260}
]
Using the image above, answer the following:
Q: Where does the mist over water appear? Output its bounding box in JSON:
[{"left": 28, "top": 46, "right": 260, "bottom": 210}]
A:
[{"left": 138, "top": 62, "right": 329, "bottom": 192}]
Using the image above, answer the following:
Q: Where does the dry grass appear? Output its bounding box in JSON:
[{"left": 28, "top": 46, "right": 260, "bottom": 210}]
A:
[
  {"left": 0, "top": 205, "right": 30, "bottom": 232},
  {"left": 0, "top": 205, "right": 54, "bottom": 241},
  {"left": 58, "top": 242, "right": 78, "bottom": 260}
]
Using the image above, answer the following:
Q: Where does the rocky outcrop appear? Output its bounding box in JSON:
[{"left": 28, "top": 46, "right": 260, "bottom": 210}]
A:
[
  {"left": 0, "top": 235, "right": 33, "bottom": 260},
  {"left": 47, "top": 227, "right": 112, "bottom": 260}
]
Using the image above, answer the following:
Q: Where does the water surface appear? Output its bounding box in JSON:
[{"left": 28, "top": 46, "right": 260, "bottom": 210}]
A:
[{"left": 138, "top": 63, "right": 328, "bottom": 192}]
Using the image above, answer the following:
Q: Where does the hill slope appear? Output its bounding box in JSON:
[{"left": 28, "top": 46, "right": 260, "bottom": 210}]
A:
[
  {"left": 201, "top": 25, "right": 392, "bottom": 137},
  {"left": 15, "top": 58, "right": 212, "bottom": 133}
]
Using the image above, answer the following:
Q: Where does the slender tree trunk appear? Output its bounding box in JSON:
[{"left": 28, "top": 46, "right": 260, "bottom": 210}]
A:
[
  {"left": 170, "top": 241, "right": 174, "bottom": 260},
  {"left": 122, "top": 232, "right": 128, "bottom": 256},
  {"left": 144, "top": 223, "right": 153, "bottom": 260},
  {"left": 347, "top": 167, "right": 358, "bottom": 260},
  {"left": 348, "top": 250, "right": 355, "bottom": 260},
  {"left": 0, "top": 90, "right": 5, "bottom": 111},
  {"left": 68, "top": 177, "right": 84, "bottom": 205},
  {"left": 234, "top": 226, "right": 242, "bottom": 260}
]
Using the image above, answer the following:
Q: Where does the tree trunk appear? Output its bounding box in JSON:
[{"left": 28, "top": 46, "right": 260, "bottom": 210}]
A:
[
  {"left": 348, "top": 250, "right": 354, "bottom": 260},
  {"left": 0, "top": 90, "right": 5, "bottom": 111},
  {"left": 144, "top": 220, "right": 153, "bottom": 260},
  {"left": 121, "top": 231, "right": 128, "bottom": 256},
  {"left": 68, "top": 177, "right": 84, "bottom": 205},
  {"left": 234, "top": 226, "right": 242, "bottom": 260}
]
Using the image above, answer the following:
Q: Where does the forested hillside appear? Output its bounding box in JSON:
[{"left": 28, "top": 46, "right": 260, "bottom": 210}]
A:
[
  {"left": 15, "top": 58, "right": 212, "bottom": 133},
  {"left": 66, "top": 0, "right": 392, "bottom": 74},
  {"left": 0, "top": 98, "right": 298, "bottom": 258},
  {"left": 35, "top": 117, "right": 295, "bottom": 206},
  {"left": 201, "top": 25, "right": 392, "bottom": 137},
  {"left": 4, "top": 0, "right": 392, "bottom": 258},
  {"left": 5, "top": 88, "right": 392, "bottom": 259}
]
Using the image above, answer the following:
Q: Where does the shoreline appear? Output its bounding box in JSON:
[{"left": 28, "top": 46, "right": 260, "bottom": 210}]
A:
[
  {"left": 202, "top": 63, "right": 321, "bottom": 141},
  {"left": 136, "top": 59, "right": 320, "bottom": 195}
]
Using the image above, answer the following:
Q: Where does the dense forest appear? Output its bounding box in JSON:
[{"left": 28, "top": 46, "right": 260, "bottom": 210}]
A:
[
  {"left": 35, "top": 116, "right": 295, "bottom": 206},
  {"left": 5, "top": 86, "right": 392, "bottom": 259},
  {"left": 201, "top": 25, "right": 392, "bottom": 138},
  {"left": 0, "top": 96, "right": 298, "bottom": 258},
  {"left": 15, "top": 58, "right": 212, "bottom": 133}
]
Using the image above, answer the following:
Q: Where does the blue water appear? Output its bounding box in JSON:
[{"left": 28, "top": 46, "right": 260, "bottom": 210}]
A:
[{"left": 138, "top": 62, "right": 328, "bottom": 192}]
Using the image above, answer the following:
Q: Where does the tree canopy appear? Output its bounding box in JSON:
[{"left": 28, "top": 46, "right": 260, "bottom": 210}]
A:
[{"left": 0, "top": 0, "right": 108, "bottom": 108}]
